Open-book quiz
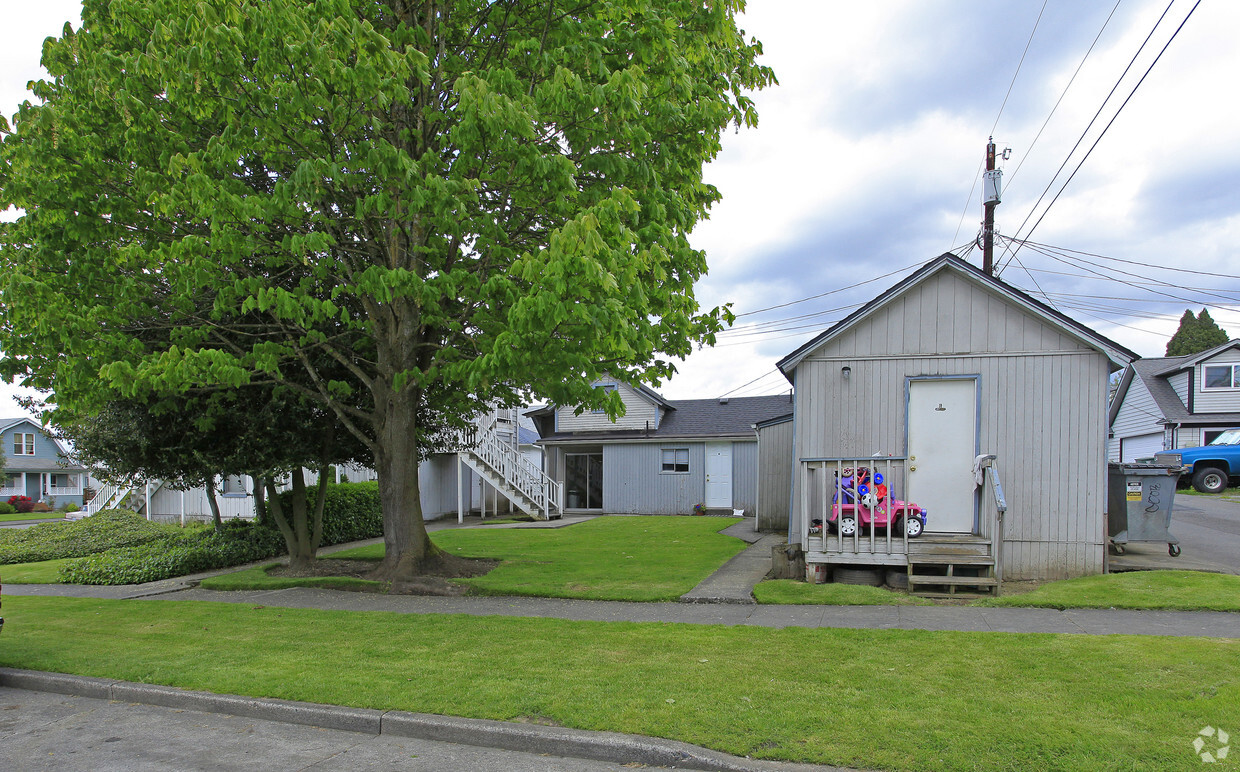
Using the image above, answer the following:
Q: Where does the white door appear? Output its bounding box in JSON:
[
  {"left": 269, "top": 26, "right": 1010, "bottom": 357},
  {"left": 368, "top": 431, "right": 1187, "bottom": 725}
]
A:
[
  {"left": 907, "top": 379, "right": 977, "bottom": 533},
  {"left": 705, "top": 442, "right": 732, "bottom": 508}
]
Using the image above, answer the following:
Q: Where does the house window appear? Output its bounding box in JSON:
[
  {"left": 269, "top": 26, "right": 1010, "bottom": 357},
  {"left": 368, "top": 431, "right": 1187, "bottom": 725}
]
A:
[
  {"left": 222, "top": 475, "right": 248, "bottom": 495},
  {"left": 661, "top": 448, "right": 690, "bottom": 473},
  {"left": 1203, "top": 364, "right": 1240, "bottom": 389},
  {"left": 13, "top": 433, "right": 35, "bottom": 456},
  {"left": 4, "top": 473, "right": 20, "bottom": 490},
  {"left": 590, "top": 383, "right": 618, "bottom": 413}
]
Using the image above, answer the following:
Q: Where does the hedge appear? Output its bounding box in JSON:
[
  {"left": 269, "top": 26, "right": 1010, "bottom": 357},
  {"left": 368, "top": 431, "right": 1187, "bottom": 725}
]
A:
[
  {"left": 58, "top": 521, "right": 287, "bottom": 585},
  {"left": 0, "top": 509, "right": 179, "bottom": 564},
  {"left": 262, "top": 481, "right": 383, "bottom": 546}
]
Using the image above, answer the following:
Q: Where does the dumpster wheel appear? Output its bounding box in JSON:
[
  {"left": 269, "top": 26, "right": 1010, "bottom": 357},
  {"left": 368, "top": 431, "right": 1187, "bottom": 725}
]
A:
[
  {"left": 1169, "top": 543, "right": 1181, "bottom": 558},
  {"left": 1111, "top": 542, "right": 1125, "bottom": 555}
]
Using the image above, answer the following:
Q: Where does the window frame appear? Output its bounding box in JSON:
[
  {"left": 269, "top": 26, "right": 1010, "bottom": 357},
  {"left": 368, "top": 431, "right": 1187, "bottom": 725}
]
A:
[
  {"left": 1202, "top": 363, "right": 1240, "bottom": 390},
  {"left": 12, "top": 432, "right": 35, "bottom": 456},
  {"left": 590, "top": 383, "right": 619, "bottom": 414},
  {"left": 660, "top": 447, "right": 690, "bottom": 474},
  {"left": 221, "top": 474, "right": 249, "bottom": 497}
]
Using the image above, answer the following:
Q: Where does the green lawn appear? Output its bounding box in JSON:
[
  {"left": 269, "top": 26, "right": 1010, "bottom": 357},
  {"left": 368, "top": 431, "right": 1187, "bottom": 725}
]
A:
[
  {"left": 0, "top": 512, "right": 67, "bottom": 523},
  {"left": 0, "top": 595, "right": 1235, "bottom": 771},
  {"left": 975, "top": 570, "right": 1240, "bottom": 612},
  {"left": 306, "top": 516, "right": 746, "bottom": 601},
  {"left": 0, "top": 557, "right": 74, "bottom": 583}
]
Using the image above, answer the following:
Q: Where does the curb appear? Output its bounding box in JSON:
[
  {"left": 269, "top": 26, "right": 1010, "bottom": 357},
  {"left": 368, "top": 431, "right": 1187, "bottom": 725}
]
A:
[{"left": 0, "top": 668, "right": 847, "bottom": 772}]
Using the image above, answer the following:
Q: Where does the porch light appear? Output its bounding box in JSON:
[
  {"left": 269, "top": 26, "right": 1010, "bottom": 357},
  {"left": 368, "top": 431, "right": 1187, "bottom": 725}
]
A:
[{"left": 841, "top": 365, "right": 851, "bottom": 379}]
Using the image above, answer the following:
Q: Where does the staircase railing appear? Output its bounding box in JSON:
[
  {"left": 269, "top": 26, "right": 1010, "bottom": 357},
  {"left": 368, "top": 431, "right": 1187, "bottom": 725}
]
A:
[
  {"left": 460, "top": 421, "right": 562, "bottom": 519},
  {"left": 85, "top": 481, "right": 132, "bottom": 515},
  {"left": 974, "top": 454, "right": 1007, "bottom": 591}
]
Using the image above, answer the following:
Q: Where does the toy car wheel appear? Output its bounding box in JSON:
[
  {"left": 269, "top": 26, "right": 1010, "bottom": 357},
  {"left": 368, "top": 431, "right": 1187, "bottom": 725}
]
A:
[
  {"left": 898, "top": 515, "right": 924, "bottom": 538},
  {"left": 838, "top": 516, "right": 858, "bottom": 536},
  {"left": 1191, "top": 466, "right": 1228, "bottom": 494}
]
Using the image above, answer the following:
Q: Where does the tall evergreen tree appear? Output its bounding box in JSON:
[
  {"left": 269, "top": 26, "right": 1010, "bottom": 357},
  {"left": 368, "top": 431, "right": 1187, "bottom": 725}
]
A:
[{"left": 1166, "top": 308, "right": 1230, "bottom": 356}]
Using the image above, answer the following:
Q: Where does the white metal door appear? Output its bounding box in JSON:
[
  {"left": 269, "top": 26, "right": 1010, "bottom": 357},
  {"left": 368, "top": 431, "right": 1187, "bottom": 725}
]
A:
[
  {"left": 1120, "top": 432, "right": 1164, "bottom": 461},
  {"left": 705, "top": 442, "right": 732, "bottom": 508},
  {"left": 907, "top": 379, "right": 977, "bottom": 533}
]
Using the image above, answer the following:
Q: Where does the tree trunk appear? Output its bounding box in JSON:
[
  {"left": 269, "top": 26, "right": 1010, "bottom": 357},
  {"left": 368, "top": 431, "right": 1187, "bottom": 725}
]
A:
[
  {"left": 368, "top": 392, "right": 436, "bottom": 582},
  {"left": 204, "top": 478, "right": 223, "bottom": 533},
  {"left": 265, "top": 471, "right": 321, "bottom": 572}
]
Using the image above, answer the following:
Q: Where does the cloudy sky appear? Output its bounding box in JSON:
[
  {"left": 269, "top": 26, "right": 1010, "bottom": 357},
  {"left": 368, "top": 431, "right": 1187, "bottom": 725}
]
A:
[{"left": 3, "top": 0, "right": 1239, "bottom": 415}]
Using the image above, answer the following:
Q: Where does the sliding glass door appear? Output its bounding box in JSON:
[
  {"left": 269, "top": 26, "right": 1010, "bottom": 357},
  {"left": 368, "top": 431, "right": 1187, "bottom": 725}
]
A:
[{"left": 565, "top": 452, "right": 603, "bottom": 510}]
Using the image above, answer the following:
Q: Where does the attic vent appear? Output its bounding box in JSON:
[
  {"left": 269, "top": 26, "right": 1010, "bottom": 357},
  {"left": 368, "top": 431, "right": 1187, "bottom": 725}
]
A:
[{"left": 719, "top": 397, "right": 729, "bottom": 405}]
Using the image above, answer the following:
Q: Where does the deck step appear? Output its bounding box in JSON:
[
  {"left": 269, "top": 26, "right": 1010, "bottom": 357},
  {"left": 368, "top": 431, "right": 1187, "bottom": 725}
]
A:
[
  {"left": 908, "top": 574, "right": 998, "bottom": 586},
  {"left": 908, "top": 554, "right": 995, "bottom": 565}
]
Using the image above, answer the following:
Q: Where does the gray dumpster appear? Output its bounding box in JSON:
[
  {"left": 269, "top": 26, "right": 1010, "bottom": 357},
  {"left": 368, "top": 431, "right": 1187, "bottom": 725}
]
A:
[{"left": 1107, "top": 462, "right": 1181, "bottom": 557}]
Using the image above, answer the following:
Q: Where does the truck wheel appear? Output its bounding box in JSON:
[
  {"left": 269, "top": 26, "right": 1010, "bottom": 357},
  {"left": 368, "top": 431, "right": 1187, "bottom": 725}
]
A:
[{"left": 1192, "top": 466, "right": 1228, "bottom": 494}]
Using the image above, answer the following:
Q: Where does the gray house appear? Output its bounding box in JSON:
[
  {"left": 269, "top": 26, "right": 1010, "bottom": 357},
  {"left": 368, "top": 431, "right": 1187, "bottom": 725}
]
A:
[
  {"left": 1108, "top": 339, "right": 1240, "bottom": 461},
  {"left": 778, "top": 254, "right": 1135, "bottom": 585},
  {"left": 529, "top": 384, "right": 793, "bottom": 516}
]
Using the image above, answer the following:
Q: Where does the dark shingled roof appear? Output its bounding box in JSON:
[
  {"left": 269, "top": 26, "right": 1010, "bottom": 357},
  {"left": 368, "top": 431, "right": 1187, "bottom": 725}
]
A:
[{"left": 539, "top": 393, "right": 796, "bottom": 443}]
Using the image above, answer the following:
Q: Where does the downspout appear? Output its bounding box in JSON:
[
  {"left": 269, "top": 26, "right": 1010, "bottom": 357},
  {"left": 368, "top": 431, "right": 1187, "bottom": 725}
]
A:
[{"left": 786, "top": 382, "right": 797, "bottom": 546}]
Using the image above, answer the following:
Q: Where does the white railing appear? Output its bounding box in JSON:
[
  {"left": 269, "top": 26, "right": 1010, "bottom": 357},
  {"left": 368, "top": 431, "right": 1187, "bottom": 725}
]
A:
[
  {"left": 460, "top": 421, "right": 562, "bottom": 519},
  {"left": 47, "top": 486, "right": 83, "bottom": 497},
  {"left": 975, "top": 454, "right": 1007, "bottom": 589},
  {"left": 801, "top": 456, "right": 919, "bottom": 560},
  {"left": 85, "top": 482, "right": 134, "bottom": 515},
  {"left": 0, "top": 487, "right": 24, "bottom": 499}
]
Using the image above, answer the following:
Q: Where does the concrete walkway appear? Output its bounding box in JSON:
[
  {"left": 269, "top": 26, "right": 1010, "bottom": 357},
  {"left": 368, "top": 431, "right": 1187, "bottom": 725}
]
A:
[{"left": 7, "top": 514, "right": 1240, "bottom": 638}]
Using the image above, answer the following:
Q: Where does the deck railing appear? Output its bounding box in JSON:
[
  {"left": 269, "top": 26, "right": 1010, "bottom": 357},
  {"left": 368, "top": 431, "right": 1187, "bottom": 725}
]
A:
[
  {"left": 460, "top": 421, "right": 562, "bottom": 519},
  {"left": 800, "top": 456, "right": 917, "bottom": 561}
]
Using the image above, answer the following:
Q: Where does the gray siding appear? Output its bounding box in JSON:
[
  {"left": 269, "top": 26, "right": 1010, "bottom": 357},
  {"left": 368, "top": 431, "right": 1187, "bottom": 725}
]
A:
[
  {"left": 603, "top": 442, "right": 703, "bottom": 514},
  {"left": 1168, "top": 370, "right": 1190, "bottom": 406},
  {"left": 1109, "top": 371, "right": 1164, "bottom": 461},
  {"left": 731, "top": 440, "right": 758, "bottom": 513},
  {"left": 1194, "top": 350, "right": 1240, "bottom": 413},
  {"left": 789, "top": 269, "right": 1112, "bottom": 580},
  {"left": 756, "top": 419, "right": 794, "bottom": 532},
  {"left": 556, "top": 381, "right": 660, "bottom": 433}
]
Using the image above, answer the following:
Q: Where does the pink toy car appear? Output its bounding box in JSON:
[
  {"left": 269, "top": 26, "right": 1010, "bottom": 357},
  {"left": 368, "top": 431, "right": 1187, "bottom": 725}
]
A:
[{"left": 825, "top": 466, "right": 927, "bottom": 537}]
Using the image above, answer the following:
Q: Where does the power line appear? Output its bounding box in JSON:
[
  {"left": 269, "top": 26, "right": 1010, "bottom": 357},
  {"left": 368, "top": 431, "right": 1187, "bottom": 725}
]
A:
[
  {"left": 1013, "top": 238, "right": 1240, "bottom": 280},
  {"left": 732, "top": 262, "right": 922, "bottom": 318},
  {"left": 992, "top": 0, "right": 1049, "bottom": 136},
  {"left": 1004, "top": 0, "right": 1124, "bottom": 192},
  {"left": 716, "top": 368, "right": 783, "bottom": 399},
  {"left": 997, "top": 0, "right": 1182, "bottom": 273}
]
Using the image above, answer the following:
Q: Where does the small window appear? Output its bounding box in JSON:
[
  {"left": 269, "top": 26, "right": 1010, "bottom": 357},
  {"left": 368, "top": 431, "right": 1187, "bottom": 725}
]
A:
[
  {"left": 13, "top": 432, "right": 35, "bottom": 456},
  {"left": 222, "top": 475, "right": 248, "bottom": 495},
  {"left": 1203, "top": 364, "right": 1240, "bottom": 389},
  {"left": 4, "top": 473, "right": 20, "bottom": 489},
  {"left": 590, "top": 383, "right": 618, "bottom": 413},
  {"left": 661, "top": 448, "right": 690, "bottom": 473}
]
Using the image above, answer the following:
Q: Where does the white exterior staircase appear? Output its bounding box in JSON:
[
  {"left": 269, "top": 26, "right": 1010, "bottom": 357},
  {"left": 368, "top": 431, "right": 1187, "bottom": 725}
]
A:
[{"left": 458, "top": 411, "right": 562, "bottom": 520}]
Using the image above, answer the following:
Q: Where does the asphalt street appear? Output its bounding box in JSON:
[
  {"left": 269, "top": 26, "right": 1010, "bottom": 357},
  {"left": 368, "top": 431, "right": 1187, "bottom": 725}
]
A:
[
  {"left": 0, "top": 686, "right": 759, "bottom": 772},
  {"left": 1109, "top": 490, "right": 1240, "bottom": 572}
]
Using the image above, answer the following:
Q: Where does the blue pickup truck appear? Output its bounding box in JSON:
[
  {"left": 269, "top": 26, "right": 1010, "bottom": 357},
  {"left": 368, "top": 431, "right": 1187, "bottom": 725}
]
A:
[{"left": 1154, "top": 428, "right": 1240, "bottom": 493}]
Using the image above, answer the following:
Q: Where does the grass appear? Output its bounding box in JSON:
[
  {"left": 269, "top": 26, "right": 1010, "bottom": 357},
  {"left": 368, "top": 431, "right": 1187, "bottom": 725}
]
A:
[
  {"left": 0, "top": 511, "right": 67, "bottom": 523},
  {"left": 0, "top": 557, "right": 74, "bottom": 583},
  {"left": 327, "top": 516, "right": 747, "bottom": 601},
  {"left": 754, "top": 579, "right": 936, "bottom": 605},
  {"left": 1, "top": 595, "right": 1236, "bottom": 771},
  {"left": 975, "top": 570, "right": 1240, "bottom": 612},
  {"left": 199, "top": 563, "right": 385, "bottom": 593}
]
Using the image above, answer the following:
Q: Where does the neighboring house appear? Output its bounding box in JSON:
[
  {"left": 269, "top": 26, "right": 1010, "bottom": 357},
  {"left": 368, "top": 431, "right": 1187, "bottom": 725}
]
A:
[
  {"left": 528, "top": 384, "right": 795, "bottom": 515},
  {"left": 0, "top": 417, "right": 88, "bottom": 509},
  {"left": 83, "top": 408, "right": 560, "bottom": 522},
  {"left": 1108, "top": 339, "right": 1240, "bottom": 461},
  {"left": 777, "top": 253, "right": 1135, "bottom": 586}
]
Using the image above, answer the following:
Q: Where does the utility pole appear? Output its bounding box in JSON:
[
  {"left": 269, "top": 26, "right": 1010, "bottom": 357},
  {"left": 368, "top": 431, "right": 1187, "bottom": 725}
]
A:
[{"left": 982, "top": 137, "right": 999, "bottom": 275}]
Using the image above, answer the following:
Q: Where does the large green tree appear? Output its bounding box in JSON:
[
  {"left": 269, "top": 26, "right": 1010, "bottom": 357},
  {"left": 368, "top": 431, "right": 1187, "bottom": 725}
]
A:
[
  {"left": 0, "top": 0, "right": 772, "bottom": 580},
  {"left": 1166, "top": 308, "right": 1230, "bottom": 356}
]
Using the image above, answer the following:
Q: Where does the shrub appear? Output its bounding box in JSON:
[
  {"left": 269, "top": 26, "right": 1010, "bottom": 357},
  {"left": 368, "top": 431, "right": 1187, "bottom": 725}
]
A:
[
  {"left": 59, "top": 521, "right": 286, "bottom": 585},
  {"left": 60, "top": 502, "right": 81, "bottom": 513},
  {"left": 0, "top": 509, "right": 178, "bottom": 564},
  {"left": 8, "top": 495, "right": 35, "bottom": 513},
  {"left": 31, "top": 502, "right": 53, "bottom": 513},
  {"left": 263, "top": 481, "right": 382, "bottom": 547},
  {"left": 0, "top": 502, "right": 15, "bottom": 515}
]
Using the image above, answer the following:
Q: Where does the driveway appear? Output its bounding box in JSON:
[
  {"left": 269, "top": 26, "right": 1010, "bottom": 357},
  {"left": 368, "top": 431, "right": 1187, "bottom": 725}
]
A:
[{"left": 1109, "top": 490, "right": 1240, "bottom": 573}]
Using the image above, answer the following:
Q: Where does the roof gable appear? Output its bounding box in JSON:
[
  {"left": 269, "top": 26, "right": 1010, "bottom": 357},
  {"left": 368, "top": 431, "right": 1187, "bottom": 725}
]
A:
[{"left": 778, "top": 253, "right": 1136, "bottom": 376}]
